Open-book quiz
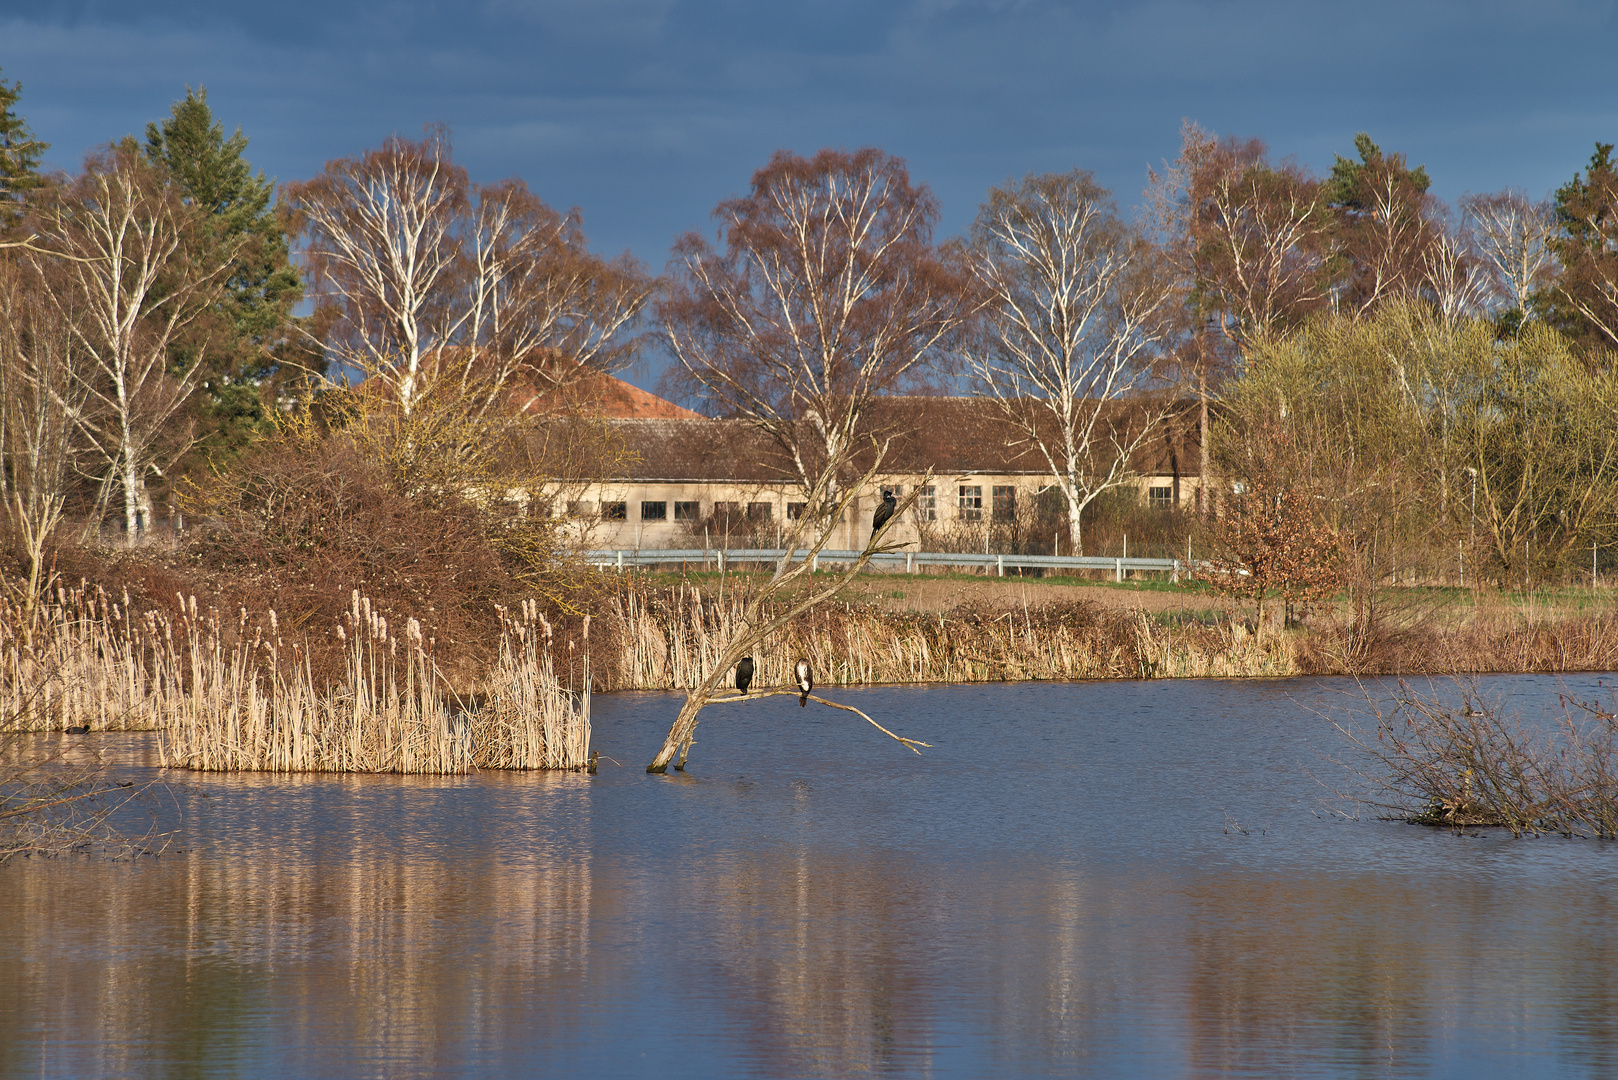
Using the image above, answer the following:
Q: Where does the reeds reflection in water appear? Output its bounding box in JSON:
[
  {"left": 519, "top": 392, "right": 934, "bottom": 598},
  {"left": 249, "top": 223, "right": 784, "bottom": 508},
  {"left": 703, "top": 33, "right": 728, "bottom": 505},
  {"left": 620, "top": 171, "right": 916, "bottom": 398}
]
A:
[{"left": 5, "top": 677, "right": 1618, "bottom": 1078}]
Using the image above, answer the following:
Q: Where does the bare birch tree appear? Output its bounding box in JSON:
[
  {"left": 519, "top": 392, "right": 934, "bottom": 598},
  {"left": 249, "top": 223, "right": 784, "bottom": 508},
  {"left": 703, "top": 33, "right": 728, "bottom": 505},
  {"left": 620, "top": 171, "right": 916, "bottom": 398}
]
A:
[
  {"left": 23, "top": 142, "right": 239, "bottom": 546},
  {"left": 1146, "top": 123, "right": 1335, "bottom": 512},
  {"left": 659, "top": 148, "right": 969, "bottom": 500},
  {"left": 286, "top": 131, "right": 650, "bottom": 417},
  {"left": 459, "top": 179, "right": 649, "bottom": 414},
  {"left": 1146, "top": 123, "right": 1335, "bottom": 352},
  {"left": 1420, "top": 208, "right": 1491, "bottom": 327},
  {"left": 1461, "top": 190, "right": 1557, "bottom": 318},
  {"left": 0, "top": 259, "right": 89, "bottom": 627},
  {"left": 966, "top": 171, "right": 1174, "bottom": 554}
]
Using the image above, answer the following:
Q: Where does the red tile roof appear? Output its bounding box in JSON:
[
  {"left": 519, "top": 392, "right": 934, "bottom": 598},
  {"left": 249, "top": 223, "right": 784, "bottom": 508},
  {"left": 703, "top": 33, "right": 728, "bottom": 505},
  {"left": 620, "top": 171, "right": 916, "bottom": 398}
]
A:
[{"left": 532, "top": 371, "right": 703, "bottom": 420}]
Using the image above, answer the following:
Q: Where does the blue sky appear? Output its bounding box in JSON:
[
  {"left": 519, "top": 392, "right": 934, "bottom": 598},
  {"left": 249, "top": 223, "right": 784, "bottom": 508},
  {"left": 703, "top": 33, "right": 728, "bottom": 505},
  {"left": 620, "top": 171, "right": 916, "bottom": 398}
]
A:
[{"left": 5, "top": 0, "right": 1616, "bottom": 385}]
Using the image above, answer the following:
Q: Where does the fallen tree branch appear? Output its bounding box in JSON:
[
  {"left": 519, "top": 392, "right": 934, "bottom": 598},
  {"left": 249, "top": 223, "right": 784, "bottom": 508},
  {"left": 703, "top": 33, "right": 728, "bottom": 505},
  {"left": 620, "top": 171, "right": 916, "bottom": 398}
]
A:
[{"left": 695, "top": 687, "right": 931, "bottom": 755}]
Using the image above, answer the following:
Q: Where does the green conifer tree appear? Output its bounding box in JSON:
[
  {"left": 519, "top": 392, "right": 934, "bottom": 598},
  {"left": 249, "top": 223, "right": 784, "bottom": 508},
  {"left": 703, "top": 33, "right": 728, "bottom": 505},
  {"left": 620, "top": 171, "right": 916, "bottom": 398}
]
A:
[
  {"left": 1541, "top": 142, "right": 1618, "bottom": 351},
  {"left": 0, "top": 69, "right": 49, "bottom": 221},
  {"left": 143, "top": 87, "right": 304, "bottom": 456}
]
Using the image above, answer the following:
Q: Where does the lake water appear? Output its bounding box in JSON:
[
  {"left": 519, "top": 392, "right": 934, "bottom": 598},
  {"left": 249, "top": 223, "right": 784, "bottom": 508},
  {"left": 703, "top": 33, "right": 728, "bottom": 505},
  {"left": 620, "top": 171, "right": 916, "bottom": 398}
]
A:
[{"left": 4, "top": 674, "right": 1618, "bottom": 1078}]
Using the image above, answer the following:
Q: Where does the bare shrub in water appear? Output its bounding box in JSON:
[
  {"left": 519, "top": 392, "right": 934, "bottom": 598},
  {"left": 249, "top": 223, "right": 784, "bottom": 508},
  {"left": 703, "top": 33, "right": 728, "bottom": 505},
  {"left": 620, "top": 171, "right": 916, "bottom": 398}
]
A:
[
  {"left": 0, "top": 638, "right": 173, "bottom": 861},
  {"left": 1342, "top": 680, "right": 1618, "bottom": 837},
  {"left": 0, "top": 732, "right": 170, "bottom": 861}
]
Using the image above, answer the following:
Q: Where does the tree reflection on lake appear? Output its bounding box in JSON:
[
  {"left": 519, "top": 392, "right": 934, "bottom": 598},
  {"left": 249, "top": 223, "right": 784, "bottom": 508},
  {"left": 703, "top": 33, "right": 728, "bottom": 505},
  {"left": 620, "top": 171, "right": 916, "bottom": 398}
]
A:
[{"left": 3, "top": 675, "right": 1617, "bottom": 1078}]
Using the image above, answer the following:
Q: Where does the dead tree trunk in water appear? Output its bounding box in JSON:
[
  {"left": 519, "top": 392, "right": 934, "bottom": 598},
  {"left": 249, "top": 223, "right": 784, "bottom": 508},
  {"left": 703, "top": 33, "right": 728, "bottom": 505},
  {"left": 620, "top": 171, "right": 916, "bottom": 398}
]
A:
[{"left": 646, "top": 450, "right": 931, "bottom": 773}]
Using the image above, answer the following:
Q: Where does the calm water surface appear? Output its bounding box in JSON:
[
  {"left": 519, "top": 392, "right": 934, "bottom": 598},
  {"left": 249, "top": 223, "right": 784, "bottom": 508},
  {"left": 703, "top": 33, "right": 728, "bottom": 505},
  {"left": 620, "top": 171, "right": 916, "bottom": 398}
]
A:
[{"left": 4, "top": 674, "right": 1618, "bottom": 1078}]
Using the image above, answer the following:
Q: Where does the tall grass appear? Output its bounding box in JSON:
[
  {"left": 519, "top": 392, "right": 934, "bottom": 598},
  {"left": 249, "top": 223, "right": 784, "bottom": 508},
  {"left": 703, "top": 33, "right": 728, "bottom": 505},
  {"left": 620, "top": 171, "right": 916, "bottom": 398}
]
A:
[
  {"left": 604, "top": 581, "right": 1288, "bottom": 688},
  {"left": 475, "top": 601, "right": 592, "bottom": 771},
  {"left": 1, "top": 585, "right": 590, "bottom": 774},
  {"left": 0, "top": 586, "right": 164, "bottom": 732}
]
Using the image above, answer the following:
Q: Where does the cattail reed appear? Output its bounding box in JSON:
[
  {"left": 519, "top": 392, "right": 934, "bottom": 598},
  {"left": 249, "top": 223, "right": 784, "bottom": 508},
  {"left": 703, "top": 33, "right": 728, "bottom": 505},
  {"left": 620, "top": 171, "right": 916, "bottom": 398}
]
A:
[
  {"left": 1, "top": 584, "right": 589, "bottom": 774},
  {"left": 600, "top": 580, "right": 1289, "bottom": 689},
  {"left": 157, "top": 591, "right": 590, "bottom": 773}
]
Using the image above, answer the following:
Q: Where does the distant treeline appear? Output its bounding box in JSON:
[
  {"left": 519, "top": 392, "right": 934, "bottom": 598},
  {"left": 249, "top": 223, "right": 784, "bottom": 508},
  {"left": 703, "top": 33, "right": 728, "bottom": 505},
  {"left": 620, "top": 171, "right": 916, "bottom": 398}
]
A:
[{"left": 3, "top": 69, "right": 1618, "bottom": 659}]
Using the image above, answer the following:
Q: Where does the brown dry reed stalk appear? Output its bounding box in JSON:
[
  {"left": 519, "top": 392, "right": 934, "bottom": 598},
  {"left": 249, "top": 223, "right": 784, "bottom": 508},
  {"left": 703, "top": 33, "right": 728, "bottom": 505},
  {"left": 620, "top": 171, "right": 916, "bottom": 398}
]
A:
[
  {"left": 1, "top": 584, "right": 589, "bottom": 774},
  {"left": 0, "top": 586, "right": 165, "bottom": 732},
  {"left": 1340, "top": 679, "right": 1618, "bottom": 838},
  {"left": 604, "top": 580, "right": 1296, "bottom": 690},
  {"left": 157, "top": 591, "right": 591, "bottom": 773}
]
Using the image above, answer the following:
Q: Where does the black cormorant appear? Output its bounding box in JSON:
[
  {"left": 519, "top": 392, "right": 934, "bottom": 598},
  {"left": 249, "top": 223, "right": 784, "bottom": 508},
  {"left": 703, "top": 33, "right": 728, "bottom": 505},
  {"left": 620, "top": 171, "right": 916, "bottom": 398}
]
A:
[
  {"left": 872, "top": 490, "right": 897, "bottom": 536},
  {"left": 794, "top": 657, "right": 813, "bottom": 706},
  {"left": 735, "top": 656, "right": 755, "bottom": 694}
]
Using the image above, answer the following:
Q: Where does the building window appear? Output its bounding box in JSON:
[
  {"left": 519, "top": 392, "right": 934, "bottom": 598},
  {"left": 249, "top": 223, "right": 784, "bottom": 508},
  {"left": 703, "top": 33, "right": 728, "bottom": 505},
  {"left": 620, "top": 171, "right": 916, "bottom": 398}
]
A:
[
  {"left": 602, "top": 501, "right": 627, "bottom": 521},
  {"left": 992, "top": 485, "right": 1016, "bottom": 522},
  {"left": 674, "top": 501, "right": 701, "bottom": 521},
  {"left": 1148, "top": 486, "right": 1174, "bottom": 509},
  {"left": 958, "top": 485, "right": 982, "bottom": 522},
  {"left": 787, "top": 502, "right": 807, "bottom": 521},
  {"left": 712, "top": 501, "right": 741, "bottom": 522},
  {"left": 567, "top": 500, "right": 594, "bottom": 518},
  {"left": 641, "top": 500, "right": 668, "bottom": 520},
  {"left": 915, "top": 485, "right": 936, "bottom": 522},
  {"left": 747, "top": 501, "right": 773, "bottom": 521}
]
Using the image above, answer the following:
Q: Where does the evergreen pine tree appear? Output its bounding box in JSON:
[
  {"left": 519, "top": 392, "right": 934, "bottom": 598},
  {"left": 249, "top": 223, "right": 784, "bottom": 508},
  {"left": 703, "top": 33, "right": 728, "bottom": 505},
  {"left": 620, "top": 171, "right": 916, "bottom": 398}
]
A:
[
  {"left": 1541, "top": 142, "right": 1618, "bottom": 351},
  {"left": 0, "top": 68, "right": 49, "bottom": 221},
  {"left": 143, "top": 87, "right": 303, "bottom": 456}
]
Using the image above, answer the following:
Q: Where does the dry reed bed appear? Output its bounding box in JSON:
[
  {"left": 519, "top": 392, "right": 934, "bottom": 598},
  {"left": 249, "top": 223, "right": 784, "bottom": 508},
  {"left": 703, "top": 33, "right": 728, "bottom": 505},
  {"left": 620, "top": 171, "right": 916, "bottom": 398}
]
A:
[
  {"left": 603, "top": 582, "right": 1297, "bottom": 690},
  {"left": 602, "top": 582, "right": 1618, "bottom": 690},
  {"left": 1, "top": 587, "right": 590, "bottom": 774},
  {"left": 1292, "top": 606, "right": 1618, "bottom": 676},
  {"left": 0, "top": 588, "right": 163, "bottom": 731}
]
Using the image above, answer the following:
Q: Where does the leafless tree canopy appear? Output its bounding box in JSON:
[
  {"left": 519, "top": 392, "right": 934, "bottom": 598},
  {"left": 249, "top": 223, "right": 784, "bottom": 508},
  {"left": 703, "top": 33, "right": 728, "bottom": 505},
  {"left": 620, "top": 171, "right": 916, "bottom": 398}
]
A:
[
  {"left": 1461, "top": 190, "right": 1557, "bottom": 316},
  {"left": 0, "top": 258, "right": 89, "bottom": 621},
  {"left": 21, "top": 142, "right": 239, "bottom": 546},
  {"left": 966, "top": 169, "right": 1174, "bottom": 554},
  {"left": 1148, "top": 123, "right": 1336, "bottom": 353},
  {"left": 659, "top": 147, "right": 971, "bottom": 492},
  {"left": 286, "top": 131, "right": 652, "bottom": 417}
]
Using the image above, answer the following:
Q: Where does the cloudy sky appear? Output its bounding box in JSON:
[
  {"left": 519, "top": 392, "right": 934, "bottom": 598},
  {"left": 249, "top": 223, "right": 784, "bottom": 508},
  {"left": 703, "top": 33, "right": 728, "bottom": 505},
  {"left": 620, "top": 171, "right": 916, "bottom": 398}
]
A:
[{"left": 5, "top": 0, "right": 1616, "bottom": 383}]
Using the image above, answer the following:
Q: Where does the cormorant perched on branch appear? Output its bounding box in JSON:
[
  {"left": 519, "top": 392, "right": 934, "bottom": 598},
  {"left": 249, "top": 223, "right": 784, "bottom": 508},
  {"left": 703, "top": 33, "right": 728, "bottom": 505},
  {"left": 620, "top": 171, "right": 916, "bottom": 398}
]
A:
[
  {"left": 735, "top": 656, "right": 755, "bottom": 694},
  {"left": 794, "top": 658, "right": 813, "bottom": 707},
  {"left": 872, "top": 490, "right": 897, "bottom": 536}
]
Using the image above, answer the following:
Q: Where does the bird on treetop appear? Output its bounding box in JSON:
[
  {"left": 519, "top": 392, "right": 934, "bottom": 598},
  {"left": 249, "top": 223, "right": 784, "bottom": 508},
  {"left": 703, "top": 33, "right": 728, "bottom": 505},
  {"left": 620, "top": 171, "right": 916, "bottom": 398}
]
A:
[
  {"left": 735, "top": 656, "right": 755, "bottom": 694},
  {"left": 794, "top": 658, "right": 813, "bottom": 707},
  {"left": 872, "top": 490, "right": 897, "bottom": 536}
]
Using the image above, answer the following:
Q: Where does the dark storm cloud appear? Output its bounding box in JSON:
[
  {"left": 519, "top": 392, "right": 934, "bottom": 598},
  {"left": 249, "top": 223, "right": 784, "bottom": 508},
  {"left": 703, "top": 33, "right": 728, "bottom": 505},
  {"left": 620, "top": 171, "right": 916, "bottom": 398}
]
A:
[{"left": 4, "top": 0, "right": 1617, "bottom": 272}]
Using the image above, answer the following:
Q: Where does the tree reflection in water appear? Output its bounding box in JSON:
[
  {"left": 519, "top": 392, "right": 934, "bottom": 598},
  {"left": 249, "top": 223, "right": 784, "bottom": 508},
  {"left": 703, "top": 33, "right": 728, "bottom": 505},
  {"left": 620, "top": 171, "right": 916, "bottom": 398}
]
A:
[{"left": 3, "top": 677, "right": 1618, "bottom": 1078}]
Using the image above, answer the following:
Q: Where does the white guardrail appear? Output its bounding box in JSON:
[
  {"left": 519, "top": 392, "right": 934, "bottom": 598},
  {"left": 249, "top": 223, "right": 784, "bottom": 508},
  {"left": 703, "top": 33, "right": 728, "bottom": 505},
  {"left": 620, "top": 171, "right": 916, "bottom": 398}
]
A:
[{"left": 584, "top": 548, "right": 1188, "bottom": 582}]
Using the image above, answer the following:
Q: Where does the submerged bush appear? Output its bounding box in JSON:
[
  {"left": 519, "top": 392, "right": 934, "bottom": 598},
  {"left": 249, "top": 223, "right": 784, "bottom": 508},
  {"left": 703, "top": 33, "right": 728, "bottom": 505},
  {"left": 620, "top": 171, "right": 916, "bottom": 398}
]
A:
[{"left": 1344, "top": 680, "right": 1618, "bottom": 837}]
